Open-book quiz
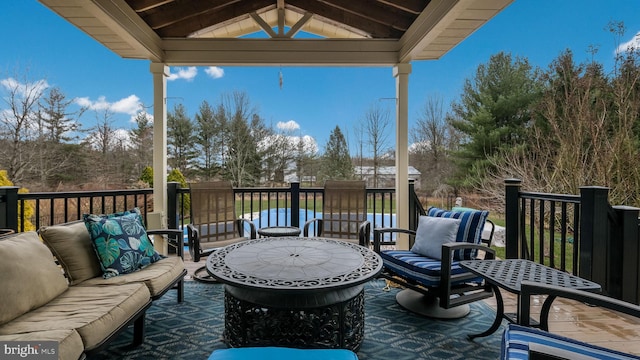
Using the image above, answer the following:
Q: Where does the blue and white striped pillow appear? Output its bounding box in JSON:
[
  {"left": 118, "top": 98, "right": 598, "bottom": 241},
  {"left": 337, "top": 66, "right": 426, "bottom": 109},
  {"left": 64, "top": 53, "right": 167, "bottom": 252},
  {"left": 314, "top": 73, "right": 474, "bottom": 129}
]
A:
[{"left": 426, "top": 207, "right": 489, "bottom": 260}]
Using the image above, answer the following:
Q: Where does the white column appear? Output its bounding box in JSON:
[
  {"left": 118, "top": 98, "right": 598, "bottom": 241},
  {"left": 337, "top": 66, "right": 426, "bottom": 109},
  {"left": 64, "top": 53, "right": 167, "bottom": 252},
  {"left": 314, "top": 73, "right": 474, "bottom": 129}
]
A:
[
  {"left": 394, "top": 63, "right": 411, "bottom": 250},
  {"left": 149, "top": 63, "right": 169, "bottom": 253}
]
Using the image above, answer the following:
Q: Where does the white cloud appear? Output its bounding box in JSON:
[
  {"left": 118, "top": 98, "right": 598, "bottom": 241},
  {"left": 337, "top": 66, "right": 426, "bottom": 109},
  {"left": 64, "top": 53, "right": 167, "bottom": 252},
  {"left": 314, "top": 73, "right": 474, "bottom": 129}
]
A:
[
  {"left": 75, "top": 94, "right": 142, "bottom": 115},
  {"left": 168, "top": 66, "right": 197, "bottom": 81},
  {"left": 0, "top": 77, "right": 49, "bottom": 98},
  {"left": 277, "top": 120, "right": 300, "bottom": 131},
  {"left": 111, "top": 95, "right": 142, "bottom": 115},
  {"left": 205, "top": 66, "right": 224, "bottom": 79},
  {"left": 76, "top": 96, "right": 110, "bottom": 111},
  {"left": 616, "top": 31, "right": 640, "bottom": 54}
]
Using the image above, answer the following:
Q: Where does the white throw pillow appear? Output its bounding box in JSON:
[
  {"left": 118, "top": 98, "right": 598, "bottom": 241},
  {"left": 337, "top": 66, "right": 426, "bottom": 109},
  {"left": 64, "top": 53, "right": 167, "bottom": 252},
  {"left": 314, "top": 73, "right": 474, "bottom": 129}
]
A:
[{"left": 410, "top": 216, "right": 461, "bottom": 260}]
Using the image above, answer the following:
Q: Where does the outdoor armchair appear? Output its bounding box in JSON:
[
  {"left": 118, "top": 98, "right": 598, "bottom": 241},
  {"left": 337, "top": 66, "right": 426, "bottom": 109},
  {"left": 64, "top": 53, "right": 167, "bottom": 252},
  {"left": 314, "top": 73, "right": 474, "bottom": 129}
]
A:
[
  {"left": 186, "top": 181, "right": 257, "bottom": 282},
  {"left": 501, "top": 281, "right": 640, "bottom": 359},
  {"left": 303, "top": 180, "right": 371, "bottom": 247},
  {"left": 373, "top": 206, "right": 495, "bottom": 319}
]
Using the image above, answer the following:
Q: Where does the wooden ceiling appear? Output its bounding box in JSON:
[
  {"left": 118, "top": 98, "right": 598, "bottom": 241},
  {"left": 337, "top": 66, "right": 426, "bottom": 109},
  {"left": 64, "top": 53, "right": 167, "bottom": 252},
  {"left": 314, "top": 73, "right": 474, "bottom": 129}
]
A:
[
  {"left": 38, "top": 0, "right": 514, "bottom": 66},
  {"left": 127, "top": 0, "right": 429, "bottom": 39}
]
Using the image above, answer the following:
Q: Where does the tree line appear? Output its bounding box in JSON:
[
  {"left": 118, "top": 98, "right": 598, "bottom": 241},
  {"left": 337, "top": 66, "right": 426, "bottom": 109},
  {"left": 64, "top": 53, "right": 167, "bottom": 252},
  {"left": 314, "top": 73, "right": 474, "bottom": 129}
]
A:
[
  {"left": 412, "top": 22, "right": 640, "bottom": 207},
  {"left": 0, "top": 80, "right": 357, "bottom": 190},
  {"left": 2, "top": 22, "right": 639, "bottom": 208}
]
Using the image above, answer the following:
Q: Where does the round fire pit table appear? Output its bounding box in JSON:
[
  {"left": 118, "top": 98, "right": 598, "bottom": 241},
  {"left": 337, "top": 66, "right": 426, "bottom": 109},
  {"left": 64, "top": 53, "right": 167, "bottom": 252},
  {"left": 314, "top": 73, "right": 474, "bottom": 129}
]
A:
[{"left": 206, "top": 237, "right": 383, "bottom": 351}]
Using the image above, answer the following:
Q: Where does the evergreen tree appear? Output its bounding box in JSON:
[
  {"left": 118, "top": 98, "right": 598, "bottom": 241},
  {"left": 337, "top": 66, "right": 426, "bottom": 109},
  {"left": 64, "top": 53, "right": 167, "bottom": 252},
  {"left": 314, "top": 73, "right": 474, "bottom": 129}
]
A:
[
  {"left": 35, "top": 87, "right": 85, "bottom": 186},
  {"left": 193, "top": 100, "right": 220, "bottom": 179},
  {"left": 320, "top": 126, "right": 353, "bottom": 181},
  {"left": 39, "top": 87, "right": 83, "bottom": 143},
  {"left": 129, "top": 111, "right": 153, "bottom": 174},
  {"left": 167, "top": 103, "right": 197, "bottom": 176},
  {"left": 449, "top": 51, "right": 541, "bottom": 187}
]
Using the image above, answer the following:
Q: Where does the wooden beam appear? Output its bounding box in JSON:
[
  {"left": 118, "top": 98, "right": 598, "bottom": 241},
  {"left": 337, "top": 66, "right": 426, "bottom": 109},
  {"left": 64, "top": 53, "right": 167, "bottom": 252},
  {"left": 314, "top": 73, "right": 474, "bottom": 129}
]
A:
[
  {"left": 285, "top": 12, "right": 313, "bottom": 38},
  {"left": 161, "top": 38, "right": 400, "bottom": 65},
  {"left": 139, "top": 0, "right": 239, "bottom": 30},
  {"left": 319, "top": 0, "right": 417, "bottom": 30},
  {"left": 376, "top": 0, "right": 429, "bottom": 15},
  {"left": 250, "top": 12, "right": 277, "bottom": 38},
  {"left": 153, "top": 0, "right": 272, "bottom": 37},
  {"left": 277, "top": 0, "right": 285, "bottom": 36},
  {"left": 286, "top": 0, "right": 405, "bottom": 38},
  {"left": 91, "top": 0, "right": 164, "bottom": 61},
  {"left": 126, "top": 0, "right": 174, "bottom": 13}
]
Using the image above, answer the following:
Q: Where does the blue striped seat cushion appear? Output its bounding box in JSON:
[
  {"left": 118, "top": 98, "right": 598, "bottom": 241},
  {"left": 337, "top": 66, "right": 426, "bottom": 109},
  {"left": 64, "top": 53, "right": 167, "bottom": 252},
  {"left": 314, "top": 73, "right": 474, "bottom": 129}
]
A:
[
  {"left": 427, "top": 207, "right": 489, "bottom": 260},
  {"left": 501, "top": 324, "right": 640, "bottom": 360},
  {"left": 381, "top": 250, "right": 483, "bottom": 287}
]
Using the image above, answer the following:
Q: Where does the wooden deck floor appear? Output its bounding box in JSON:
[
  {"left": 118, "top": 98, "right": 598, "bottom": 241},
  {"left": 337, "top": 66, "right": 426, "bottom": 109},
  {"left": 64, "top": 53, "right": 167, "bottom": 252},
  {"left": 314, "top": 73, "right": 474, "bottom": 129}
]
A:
[{"left": 182, "top": 257, "right": 640, "bottom": 356}]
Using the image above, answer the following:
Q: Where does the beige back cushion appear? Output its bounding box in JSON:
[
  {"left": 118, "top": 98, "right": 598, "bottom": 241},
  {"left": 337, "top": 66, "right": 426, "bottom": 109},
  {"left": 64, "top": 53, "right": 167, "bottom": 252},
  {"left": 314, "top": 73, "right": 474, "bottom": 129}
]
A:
[
  {"left": 39, "top": 221, "right": 102, "bottom": 285},
  {"left": 0, "top": 232, "right": 68, "bottom": 325}
]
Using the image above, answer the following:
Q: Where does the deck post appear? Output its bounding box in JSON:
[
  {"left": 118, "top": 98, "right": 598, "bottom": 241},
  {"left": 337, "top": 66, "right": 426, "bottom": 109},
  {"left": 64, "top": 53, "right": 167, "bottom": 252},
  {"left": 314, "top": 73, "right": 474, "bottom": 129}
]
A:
[
  {"left": 0, "top": 186, "right": 19, "bottom": 231},
  {"left": 579, "top": 186, "right": 610, "bottom": 288},
  {"left": 408, "top": 180, "right": 418, "bottom": 231},
  {"left": 504, "top": 179, "right": 521, "bottom": 259},
  {"left": 290, "top": 182, "right": 300, "bottom": 228},
  {"left": 167, "top": 182, "right": 179, "bottom": 230},
  {"left": 611, "top": 205, "right": 640, "bottom": 303}
]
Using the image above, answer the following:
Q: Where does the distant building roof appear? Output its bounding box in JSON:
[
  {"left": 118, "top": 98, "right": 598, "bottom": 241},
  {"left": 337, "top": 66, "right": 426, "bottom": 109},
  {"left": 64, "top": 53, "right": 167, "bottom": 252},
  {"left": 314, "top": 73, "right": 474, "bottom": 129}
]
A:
[{"left": 355, "top": 166, "right": 421, "bottom": 176}]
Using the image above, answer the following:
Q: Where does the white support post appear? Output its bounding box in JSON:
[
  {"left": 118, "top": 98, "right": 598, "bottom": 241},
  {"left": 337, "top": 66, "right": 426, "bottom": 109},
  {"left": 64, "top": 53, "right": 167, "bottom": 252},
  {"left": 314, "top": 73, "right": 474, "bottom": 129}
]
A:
[
  {"left": 149, "top": 63, "right": 169, "bottom": 254},
  {"left": 394, "top": 63, "right": 412, "bottom": 250}
]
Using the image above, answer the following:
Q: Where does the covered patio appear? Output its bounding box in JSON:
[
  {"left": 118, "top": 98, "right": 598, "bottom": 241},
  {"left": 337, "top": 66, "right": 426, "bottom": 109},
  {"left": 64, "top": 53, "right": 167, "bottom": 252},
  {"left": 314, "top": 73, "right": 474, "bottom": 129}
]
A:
[
  {"left": 18, "top": 2, "right": 640, "bottom": 359},
  {"left": 38, "top": 0, "right": 514, "bottom": 250}
]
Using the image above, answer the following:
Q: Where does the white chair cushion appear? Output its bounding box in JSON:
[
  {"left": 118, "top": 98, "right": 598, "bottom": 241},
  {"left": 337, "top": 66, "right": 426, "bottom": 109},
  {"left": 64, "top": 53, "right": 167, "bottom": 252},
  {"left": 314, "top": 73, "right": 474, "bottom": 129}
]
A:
[{"left": 410, "top": 215, "right": 460, "bottom": 260}]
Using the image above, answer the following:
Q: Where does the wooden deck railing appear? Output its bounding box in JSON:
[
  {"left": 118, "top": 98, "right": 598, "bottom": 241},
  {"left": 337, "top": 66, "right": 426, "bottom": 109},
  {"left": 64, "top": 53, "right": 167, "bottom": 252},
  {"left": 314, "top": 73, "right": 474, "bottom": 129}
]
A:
[
  {"left": 505, "top": 178, "right": 640, "bottom": 304},
  {"left": 0, "top": 181, "right": 416, "bottom": 238},
  {"left": 3, "top": 178, "right": 640, "bottom": 304}
]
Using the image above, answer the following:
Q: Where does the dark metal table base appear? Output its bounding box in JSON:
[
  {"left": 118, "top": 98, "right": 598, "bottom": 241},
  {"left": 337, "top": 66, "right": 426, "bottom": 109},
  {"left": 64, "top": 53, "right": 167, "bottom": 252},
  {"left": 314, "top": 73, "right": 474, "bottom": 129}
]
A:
[
  {"left": 461, "top": 259, "right": 600, "bottom": 340},
  {"left": 223, "top": 286, "right": 365, "bottom": 351},
  {"left": 467, "top": 283, "right": 504, "bottom": 340}
]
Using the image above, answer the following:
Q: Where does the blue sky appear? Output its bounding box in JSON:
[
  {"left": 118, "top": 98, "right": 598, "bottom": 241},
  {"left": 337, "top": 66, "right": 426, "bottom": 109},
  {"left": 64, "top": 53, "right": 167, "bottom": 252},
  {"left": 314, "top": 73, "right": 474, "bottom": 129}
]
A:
[{"left": 2, "top": 0, "right": 640, "bottom": 155}]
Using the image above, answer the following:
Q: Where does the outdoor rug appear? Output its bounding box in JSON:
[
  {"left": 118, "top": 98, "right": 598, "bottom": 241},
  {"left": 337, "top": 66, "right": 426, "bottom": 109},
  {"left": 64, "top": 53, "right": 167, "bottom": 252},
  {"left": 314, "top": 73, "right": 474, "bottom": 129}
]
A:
[{"left": 92, "top": 280, "right": 505, "bottom": 360}]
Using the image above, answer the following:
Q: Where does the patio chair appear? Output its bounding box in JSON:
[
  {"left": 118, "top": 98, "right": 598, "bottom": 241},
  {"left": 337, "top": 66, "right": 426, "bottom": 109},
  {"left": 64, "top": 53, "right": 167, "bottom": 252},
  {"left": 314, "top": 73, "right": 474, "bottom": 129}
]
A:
[
  {"left": 186, "top": 181, "right": 256, "bottom": 282},
  {"left": 373, "top": 206, "right": 495, "bottom": 319},
  {"left": 501, "top": 281, "right": 640, "bottom": 359},
  {"left": 303, "top": 180, "right": 370, "bottom": 247}
]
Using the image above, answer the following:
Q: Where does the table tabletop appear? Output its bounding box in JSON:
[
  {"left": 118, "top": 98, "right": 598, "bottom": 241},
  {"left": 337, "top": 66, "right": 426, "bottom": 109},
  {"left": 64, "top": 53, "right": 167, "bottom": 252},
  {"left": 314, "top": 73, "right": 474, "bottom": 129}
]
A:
[
  {"left": 257, "top": 226, "right": 301, "bottom": 237},
  {"left": 206, "top": 237, "right": 383, "bottom": 292},
  {"left": 459, "top": 259, "right": 601, "bottom": 294}
]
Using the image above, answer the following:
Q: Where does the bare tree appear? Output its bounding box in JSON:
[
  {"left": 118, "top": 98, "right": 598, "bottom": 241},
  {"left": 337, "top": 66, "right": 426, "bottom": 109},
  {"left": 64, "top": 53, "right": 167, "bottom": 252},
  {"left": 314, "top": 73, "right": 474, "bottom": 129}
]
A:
[
  {"left": 362, "top": 102, "right": 392, "bottom": 187},
  {"left": 83, "top": 108, "right": 119, "bottom": 187},
  {"left": 411, "top": 95, "right": 457, "bottom": 193},
  {"left": 0, "top": 73, "right": 48, "bottom": 183},
  {"left": 219, "top": 91, "right": 264, "bottom": 186}
]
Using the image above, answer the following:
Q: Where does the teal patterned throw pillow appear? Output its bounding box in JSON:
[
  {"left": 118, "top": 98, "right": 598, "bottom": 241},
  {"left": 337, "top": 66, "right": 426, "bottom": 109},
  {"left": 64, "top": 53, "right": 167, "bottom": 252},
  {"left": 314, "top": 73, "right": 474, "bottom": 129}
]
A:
[{"left": 83, "top": 208, "right": 162, "bottom": 278}]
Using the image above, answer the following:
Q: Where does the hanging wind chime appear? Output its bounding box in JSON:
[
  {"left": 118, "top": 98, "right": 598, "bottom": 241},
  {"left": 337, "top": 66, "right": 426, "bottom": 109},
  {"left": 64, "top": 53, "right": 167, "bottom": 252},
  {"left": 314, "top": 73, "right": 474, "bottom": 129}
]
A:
[{"left": 279, "top": 66, "right": 283, "bottom": 90}]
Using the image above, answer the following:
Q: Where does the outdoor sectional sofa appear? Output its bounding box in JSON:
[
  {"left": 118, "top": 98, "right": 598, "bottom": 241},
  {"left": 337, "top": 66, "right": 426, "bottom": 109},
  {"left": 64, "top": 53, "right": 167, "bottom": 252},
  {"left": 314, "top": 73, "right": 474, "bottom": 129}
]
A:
[{"left": 0, "top": 220, "right": 186, "bottom": 360}]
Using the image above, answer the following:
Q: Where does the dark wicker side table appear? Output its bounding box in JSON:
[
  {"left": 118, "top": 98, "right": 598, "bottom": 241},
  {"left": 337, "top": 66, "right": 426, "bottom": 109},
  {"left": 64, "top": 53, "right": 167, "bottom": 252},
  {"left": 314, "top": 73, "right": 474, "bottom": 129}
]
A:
[{"left": 459, "top": 259, "right": 601, "bottom": 339}]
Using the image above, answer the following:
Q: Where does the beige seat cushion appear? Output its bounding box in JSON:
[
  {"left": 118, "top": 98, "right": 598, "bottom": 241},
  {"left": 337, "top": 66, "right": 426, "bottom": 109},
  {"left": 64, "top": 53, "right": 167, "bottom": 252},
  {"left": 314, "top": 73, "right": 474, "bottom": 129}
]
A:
[
  {"left": 79, "top": 256, "right": 185, "bottom": 297},
  {"left": 0, "top": 329, "right": 84, "bottom": 360},
  {"left": 39, "top": 221, "right": 102, "bottom": 285},
  {"left": 0, "top": 232, "right": 68, "bottom": 325},
  {"left": 0, "top": 283, "right": 151, "bottom": 351}
]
